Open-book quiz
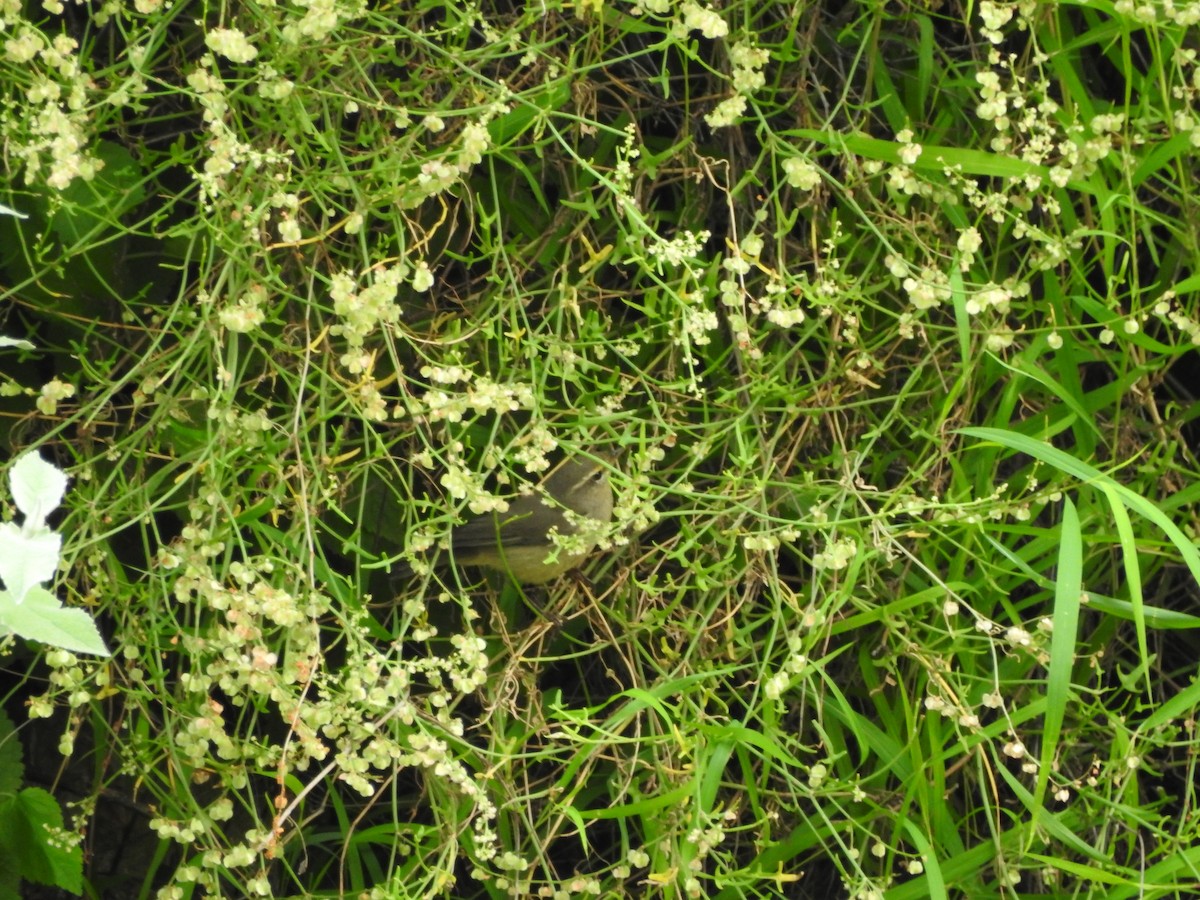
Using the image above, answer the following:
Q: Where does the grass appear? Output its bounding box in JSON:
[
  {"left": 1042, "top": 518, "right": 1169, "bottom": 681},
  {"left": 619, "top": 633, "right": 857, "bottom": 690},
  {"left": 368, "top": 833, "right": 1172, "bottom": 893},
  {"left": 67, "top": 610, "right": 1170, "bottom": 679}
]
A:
[{"left": 1, "top": 0, "right": 1200, "bottom": 897}]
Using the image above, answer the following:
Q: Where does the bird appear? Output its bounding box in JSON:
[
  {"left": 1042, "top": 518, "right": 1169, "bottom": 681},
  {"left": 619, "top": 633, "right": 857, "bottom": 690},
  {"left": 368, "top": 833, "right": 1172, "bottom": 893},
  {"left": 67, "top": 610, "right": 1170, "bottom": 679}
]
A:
[{"left": 448, "top": 456, "right": 614, "bottom": 584}]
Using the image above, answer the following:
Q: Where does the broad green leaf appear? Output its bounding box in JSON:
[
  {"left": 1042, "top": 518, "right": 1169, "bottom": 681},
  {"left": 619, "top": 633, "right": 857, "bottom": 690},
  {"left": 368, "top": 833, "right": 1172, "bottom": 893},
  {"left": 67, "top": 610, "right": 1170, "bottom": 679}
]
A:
[{"left": 0, "top": 587, "right": 110, "bottom": 657}]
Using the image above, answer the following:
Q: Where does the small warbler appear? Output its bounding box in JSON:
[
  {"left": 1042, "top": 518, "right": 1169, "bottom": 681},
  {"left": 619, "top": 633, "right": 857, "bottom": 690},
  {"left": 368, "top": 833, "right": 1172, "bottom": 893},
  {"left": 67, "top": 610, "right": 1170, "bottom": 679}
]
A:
[{"left": 449, "top": 456, "right": 614, "bottom": 584}]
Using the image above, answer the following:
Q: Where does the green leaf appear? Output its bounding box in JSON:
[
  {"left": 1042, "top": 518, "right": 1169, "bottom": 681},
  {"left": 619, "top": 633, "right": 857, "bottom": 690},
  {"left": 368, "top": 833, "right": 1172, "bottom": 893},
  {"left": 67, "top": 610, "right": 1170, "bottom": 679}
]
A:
[
  {"left": 49, "top": 140, "right": 148, "bottom": 247},
  {"left": 959, "top": 427, "right": 1200, "bottom": 590},
  {"left": 0, "top": 786, "right": 82, "bottom": 893},
  {"left": 0, "top": 586, "right": 110, "bottom": 656},
  {"left": 1036, "top": 496, "right": 1082, "bottom": 812},
  {"left": 487, "top": 79, "right": 571, "bottom": 146}
]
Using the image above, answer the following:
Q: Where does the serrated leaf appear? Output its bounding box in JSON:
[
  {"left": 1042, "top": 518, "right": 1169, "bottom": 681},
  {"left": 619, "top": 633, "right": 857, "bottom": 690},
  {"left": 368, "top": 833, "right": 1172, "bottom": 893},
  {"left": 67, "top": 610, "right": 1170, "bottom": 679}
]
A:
[
  {"left": 0, "top": 523, "right": 61, "bottom": 603},
  {"left": 8, "top": 453, "right": 68, "bottom": 529},
  {"left": 0, "top": 787, "right": 83, "bottom": 893},
  {"left": 0, "top": 587, "right": 109, "bottom": 656}
]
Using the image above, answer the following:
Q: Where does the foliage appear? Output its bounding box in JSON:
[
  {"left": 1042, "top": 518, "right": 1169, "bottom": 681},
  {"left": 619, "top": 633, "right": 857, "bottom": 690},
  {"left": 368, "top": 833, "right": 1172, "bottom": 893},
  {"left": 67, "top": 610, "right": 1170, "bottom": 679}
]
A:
[
  {"left": 1, "top": 0, "right": 1199, "bottom": 897},
  {"left": 0, "top": 451, "right": 109, "bottom": 655},
  {"left": 0, "top": 707, "right": 83, "bottom": 898}
]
